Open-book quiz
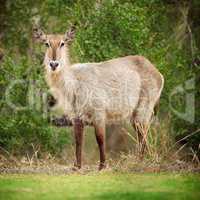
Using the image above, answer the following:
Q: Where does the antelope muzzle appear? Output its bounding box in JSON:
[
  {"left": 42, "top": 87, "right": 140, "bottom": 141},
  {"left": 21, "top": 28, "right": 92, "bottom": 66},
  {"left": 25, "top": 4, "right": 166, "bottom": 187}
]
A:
[{"left": 49, "top": 61, "right": 59, "bottom": 71}]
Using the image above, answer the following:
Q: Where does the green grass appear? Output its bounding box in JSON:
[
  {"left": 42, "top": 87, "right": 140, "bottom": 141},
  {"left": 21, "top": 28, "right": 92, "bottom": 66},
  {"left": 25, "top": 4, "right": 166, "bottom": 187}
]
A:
[{"left": 0, "top": 173, "right": 199, "bottom": 200}]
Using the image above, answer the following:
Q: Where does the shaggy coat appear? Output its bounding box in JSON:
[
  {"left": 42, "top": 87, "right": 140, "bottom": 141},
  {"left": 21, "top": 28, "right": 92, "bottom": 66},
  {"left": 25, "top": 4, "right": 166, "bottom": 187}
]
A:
[
  {"left": 33, "top": 27, "right": 164, "bottom": 170},
  {"left": 47, "top": 55, "right": 164, "bottom": 127}
]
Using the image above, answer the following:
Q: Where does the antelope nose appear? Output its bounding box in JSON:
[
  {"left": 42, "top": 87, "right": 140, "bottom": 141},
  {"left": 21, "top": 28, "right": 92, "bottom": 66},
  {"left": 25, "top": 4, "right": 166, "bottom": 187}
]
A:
[{"left": 50, "top": 61, "right": 59, "bottom": 71}]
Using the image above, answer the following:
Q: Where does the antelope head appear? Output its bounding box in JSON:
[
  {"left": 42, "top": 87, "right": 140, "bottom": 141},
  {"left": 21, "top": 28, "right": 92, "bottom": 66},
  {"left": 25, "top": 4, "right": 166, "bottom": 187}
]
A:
[{"left": 33, "top": 25, "right": 75, "bottom": 73}]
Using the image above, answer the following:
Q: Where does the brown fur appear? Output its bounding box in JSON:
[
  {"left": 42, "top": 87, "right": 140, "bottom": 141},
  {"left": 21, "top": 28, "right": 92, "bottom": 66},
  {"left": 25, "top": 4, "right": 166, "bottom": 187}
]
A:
[
  {"left": 94, "top": 125, "right": 106, "bottom": 170},
  {"left": 73, "top": 118, "right": 84, "bottom": 169}
]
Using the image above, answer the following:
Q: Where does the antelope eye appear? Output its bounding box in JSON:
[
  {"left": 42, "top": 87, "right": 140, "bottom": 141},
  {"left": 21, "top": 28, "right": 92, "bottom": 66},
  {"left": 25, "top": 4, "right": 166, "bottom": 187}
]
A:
[
  {"left": 45, "top": 42, "right": 50, "bottom": 47},
  {"left": 60, "top": 42, "right": 65, "bottom": 47}
]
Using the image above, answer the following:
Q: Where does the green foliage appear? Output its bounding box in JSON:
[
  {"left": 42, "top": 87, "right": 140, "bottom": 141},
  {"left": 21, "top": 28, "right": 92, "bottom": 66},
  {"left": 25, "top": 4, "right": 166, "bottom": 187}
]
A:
[
  {"left": 0, "top": 0, "right": 199, "bottom": 155},
  {"left": 0, "top": 56, "right": 70, "bottom": 154}
]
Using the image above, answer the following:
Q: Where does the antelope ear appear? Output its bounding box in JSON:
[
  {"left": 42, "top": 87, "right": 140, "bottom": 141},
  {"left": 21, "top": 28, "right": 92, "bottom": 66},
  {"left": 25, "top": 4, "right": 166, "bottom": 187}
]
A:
[
  {"left": 33, "top": 26, "right": 47, "bottom": 42},
  {"left": 64, "top": 25, "right": 76, "bottom": 44}
]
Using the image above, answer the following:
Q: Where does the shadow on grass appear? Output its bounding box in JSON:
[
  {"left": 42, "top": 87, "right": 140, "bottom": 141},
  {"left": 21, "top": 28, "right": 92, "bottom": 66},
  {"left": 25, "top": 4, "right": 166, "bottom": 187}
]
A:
[{"left": 91, "top": 191, "right": 197, "bottom": 200}]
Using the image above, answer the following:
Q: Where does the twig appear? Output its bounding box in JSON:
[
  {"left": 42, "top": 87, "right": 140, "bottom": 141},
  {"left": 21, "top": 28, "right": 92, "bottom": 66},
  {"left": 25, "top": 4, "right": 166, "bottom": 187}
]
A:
[
  {"left": 174, "top": 129, "right": 200, "bottom": 147},
  {"left": 122, "top": 127, "right": 137, "bottom": 143},
  {"left": 173, "top": 143, "right": 187, "bottom": 157},
  {"left": 0, "top": 146, "right": 11, "bottom": 156},
  {"left": 190, "top": 148, "right": 200, "bottom": 165},
  {"left": 164, "top": 129, "right": 200, "bottom": 159},
  {"left": 0, "top": 146, "right": 19, "bottom": 165}
]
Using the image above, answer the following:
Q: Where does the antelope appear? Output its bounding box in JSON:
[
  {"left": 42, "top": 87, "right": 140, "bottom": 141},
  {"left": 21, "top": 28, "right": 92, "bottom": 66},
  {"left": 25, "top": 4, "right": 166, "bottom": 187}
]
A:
[{"left": 33, "top": 25, "right": 164, "bottom": 170}]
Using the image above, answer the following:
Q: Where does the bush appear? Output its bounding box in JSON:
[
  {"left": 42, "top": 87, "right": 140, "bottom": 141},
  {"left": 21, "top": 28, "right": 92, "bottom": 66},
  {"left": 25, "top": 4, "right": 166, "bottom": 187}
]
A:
[
  {"left": 0, "top": 0, "right": 199, "bottom": 155},
  {"left": 0, "top": 56, "right": 70, "bottom": 155}
]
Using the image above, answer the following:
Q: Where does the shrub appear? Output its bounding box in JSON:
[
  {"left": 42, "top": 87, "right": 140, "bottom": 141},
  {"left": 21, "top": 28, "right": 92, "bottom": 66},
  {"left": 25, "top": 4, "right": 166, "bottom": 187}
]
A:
[{"left": 0, "top": 0, "right": 199, "bottom": 156}]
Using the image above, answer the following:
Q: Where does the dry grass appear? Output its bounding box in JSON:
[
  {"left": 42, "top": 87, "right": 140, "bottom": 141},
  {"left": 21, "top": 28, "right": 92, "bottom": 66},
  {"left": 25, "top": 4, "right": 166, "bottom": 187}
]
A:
[
  {"left": 109, "top": 116, "right": 200, "bottom": 173},
  {"left": 0, "top": 116, "right": 199, "bottom": 174}
]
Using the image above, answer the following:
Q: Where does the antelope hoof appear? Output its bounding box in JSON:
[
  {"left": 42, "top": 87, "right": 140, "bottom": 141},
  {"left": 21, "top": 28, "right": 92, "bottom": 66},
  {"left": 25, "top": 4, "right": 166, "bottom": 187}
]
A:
[
  {"left": 98, "top": 163, "right": 106, "bottom": 171},
  {"left": 72, "top": 166, "right": 81, "bottom": 171},
  {"left": 72, "top": 163, "right": 81, "bottom": 171}
]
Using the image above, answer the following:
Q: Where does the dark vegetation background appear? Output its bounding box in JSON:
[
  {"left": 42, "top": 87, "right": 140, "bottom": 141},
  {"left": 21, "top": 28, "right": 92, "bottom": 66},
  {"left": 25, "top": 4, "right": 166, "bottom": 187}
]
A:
[{"left": 0, "top": 0, "right": 199, "bottom": 163}]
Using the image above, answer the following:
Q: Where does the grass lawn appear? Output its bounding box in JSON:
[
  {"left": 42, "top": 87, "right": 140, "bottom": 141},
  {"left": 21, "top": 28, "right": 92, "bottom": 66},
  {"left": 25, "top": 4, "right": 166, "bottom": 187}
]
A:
[{"left": 0, "top": 172, "right": 199, "bottom": 200}]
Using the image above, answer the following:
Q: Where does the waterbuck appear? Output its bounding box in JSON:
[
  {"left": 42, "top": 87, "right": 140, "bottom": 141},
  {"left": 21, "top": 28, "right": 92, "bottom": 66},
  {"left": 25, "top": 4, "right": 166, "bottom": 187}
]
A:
[{"left": 33, "top": 26, "right": 164, "bottom": 170}]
